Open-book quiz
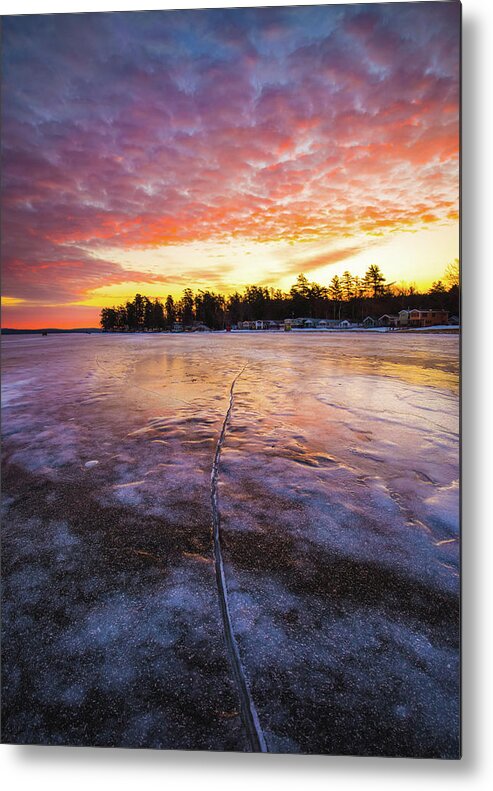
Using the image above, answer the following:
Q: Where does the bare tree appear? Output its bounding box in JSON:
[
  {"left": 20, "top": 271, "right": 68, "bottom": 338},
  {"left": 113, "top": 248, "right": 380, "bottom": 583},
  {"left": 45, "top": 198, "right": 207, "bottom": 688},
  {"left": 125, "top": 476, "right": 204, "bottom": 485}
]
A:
[{"left": 445, "top": 258, "right": 460, "bottom": 289}]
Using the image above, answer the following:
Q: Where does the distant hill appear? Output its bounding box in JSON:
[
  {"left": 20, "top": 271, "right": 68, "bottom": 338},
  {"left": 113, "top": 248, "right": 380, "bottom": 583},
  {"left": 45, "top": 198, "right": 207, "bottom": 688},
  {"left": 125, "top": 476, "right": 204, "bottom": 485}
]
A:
[{"left": 1, "top": 328, "right": 101, "bottom": 335}]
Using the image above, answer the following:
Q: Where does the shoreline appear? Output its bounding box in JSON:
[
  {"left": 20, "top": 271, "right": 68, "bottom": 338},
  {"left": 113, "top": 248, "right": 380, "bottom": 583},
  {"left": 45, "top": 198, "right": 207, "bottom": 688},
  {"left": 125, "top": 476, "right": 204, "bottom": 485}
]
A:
[{"left": 2, "top": 327, "right": 460, "bottom": 337}]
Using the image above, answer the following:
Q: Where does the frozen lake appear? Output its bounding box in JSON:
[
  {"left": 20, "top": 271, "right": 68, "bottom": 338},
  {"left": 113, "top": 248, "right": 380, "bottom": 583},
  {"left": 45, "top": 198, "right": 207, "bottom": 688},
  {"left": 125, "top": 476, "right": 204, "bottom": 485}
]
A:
[{"left": 1, "top": 332, "right": 460, "bottom": 756}]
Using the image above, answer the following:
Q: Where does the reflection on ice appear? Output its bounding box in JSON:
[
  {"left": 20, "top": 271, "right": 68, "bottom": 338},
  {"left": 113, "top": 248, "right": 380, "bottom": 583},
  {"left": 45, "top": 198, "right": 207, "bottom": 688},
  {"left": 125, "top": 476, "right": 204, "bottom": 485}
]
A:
[{"left": 1, "top": 332, "right": 459, "bottom": 756}]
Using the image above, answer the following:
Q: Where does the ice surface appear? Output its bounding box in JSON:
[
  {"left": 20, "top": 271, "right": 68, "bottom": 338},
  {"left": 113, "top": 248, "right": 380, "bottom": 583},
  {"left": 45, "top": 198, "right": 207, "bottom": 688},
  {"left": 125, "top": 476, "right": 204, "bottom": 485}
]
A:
[{"left": 1, "top": 332, "right": 459, "bottom": 755}]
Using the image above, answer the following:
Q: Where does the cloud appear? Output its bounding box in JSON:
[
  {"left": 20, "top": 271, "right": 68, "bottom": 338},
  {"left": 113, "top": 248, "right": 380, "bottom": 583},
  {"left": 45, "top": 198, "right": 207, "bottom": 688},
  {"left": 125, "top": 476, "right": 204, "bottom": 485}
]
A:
[
  {"left": 1, "top": 4, "right": 459, "bottom": 306},
  {"left": 288, "top": 245, "right": 369, "bottom": 276}
]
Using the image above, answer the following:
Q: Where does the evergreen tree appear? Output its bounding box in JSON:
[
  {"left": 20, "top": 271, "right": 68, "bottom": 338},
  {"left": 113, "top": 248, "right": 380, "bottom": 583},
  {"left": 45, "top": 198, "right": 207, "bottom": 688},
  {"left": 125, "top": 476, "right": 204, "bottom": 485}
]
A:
[
  {"left": 152, "top": 299, "right": 165, "bottom": 330},
  {"left": 364, "top": 265, "right": 386, "bottom": 298},
  {"left": 165, "top": 295, "right": 176, "bottom": 328},
  {"left": 133, "top": 293, "right": 146, "bottom": 329},
  {"left": 125, "top": 299, "right": 138, "bottom": 330},
  {"left": 100, "top": 307, "right": 116, "bottom": 330},
  {"left": 226, "top": 292, "right": 243, "bottom": 325},
  {"left": 329, "top": 275, "right": 343, "bottom": 320},
  {"left": 180, "top": 288, "right": 195, "bottom": 326},
  {"left": 195, "top": 290, "right": 225, "bottom": 329},
  {"left": 244, "top": 285, "right": 270, "bottom": 320},
  {"left": 290, "top": 273, "right": 311, "bottom": 316},
  {"left": 341, "top": 271, "right": 354, "bottom": 302},
  {"left": 143, "top": 297, "right": 154, "bottom": 330}
]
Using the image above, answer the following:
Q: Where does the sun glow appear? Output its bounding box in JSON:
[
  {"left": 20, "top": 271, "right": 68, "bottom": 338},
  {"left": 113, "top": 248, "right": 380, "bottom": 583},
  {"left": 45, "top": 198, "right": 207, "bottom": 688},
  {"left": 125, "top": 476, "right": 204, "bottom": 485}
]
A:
[{"left": 73, "top": 221, "right": 458, "bottom": 311}]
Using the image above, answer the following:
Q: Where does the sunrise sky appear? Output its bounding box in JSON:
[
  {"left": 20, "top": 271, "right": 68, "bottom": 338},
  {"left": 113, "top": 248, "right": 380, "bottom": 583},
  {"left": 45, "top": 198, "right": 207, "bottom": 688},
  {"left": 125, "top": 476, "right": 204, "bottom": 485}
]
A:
[{"left": 2, "top": 2, "right": 460, "bottom": 329}]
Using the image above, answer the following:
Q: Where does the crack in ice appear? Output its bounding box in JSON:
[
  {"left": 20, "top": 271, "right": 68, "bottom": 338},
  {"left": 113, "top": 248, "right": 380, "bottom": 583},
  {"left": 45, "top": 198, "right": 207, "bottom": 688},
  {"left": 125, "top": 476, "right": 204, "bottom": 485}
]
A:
[{"left": 210, "top": 366, "right": 268, "bottom": 753}]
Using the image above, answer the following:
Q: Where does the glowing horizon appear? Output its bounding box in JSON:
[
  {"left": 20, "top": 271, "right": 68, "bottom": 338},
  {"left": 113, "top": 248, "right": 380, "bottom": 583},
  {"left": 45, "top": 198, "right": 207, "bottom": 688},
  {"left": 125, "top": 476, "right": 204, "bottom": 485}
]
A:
[{"left": 1, "top": 3, "right": 460, "bottom": 329}]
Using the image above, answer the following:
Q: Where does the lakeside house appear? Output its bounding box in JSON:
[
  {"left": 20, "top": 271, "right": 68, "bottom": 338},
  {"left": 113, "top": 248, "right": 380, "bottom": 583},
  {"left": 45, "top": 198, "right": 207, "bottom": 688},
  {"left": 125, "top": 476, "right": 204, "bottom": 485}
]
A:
[
  {"left": 283, "top": 318, "right": 304, "bottom": 329},
  {"left": 339, "top": 319, "right": 358, "bottom": 329},
  {"left": 362, "top": 316, "right": 378, "bottom": 328},
  {"left": 398, "top": 309, "right": 449, "bottom": 327},
  {"left": 250, "top": 319, "right": 280, "bottom": 330},
  {"left": 378, "top": 314, "right": 399, "bottom": 328},
  {"left": 318, "top": 319, "right": 342, "bottom": 328}
]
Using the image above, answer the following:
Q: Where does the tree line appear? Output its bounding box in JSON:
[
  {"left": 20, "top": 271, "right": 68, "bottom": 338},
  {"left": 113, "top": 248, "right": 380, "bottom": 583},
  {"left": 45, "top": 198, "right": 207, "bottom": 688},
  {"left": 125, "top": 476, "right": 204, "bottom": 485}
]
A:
[{"left": 100, "top": 261, "right": 459, "bottom": 331}]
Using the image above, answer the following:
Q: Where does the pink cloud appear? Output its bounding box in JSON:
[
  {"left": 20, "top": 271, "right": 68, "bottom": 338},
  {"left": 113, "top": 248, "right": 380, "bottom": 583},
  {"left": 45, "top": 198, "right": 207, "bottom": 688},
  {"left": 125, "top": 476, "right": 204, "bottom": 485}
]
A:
[{"left": 1, "top": 4, "right": 459, "bottom": 312}]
